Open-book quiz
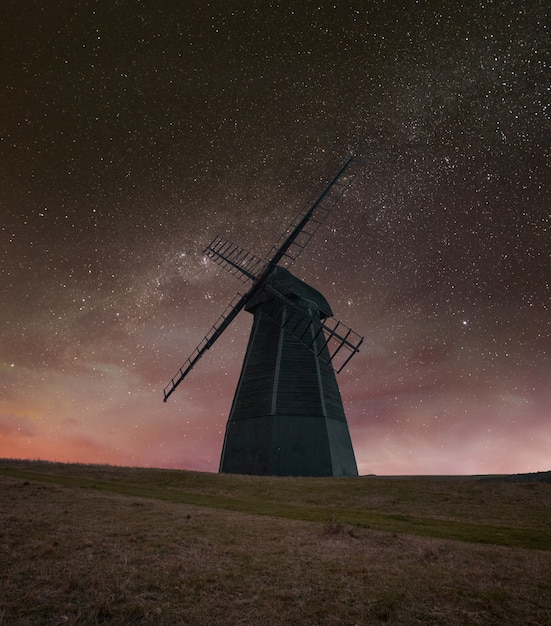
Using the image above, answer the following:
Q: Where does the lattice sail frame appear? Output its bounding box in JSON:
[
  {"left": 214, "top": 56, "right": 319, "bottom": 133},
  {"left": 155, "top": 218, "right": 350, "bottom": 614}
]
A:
[
  {"left": 266, "top": 157, "right": 364, "bottom": 268},
  {"left": 204, "top": 235, "right": 266, "bottom": 283},
  {"left": 260, "top": 283, "right": 363, "bottom": 373},
  {"left": 163, "top": 293, "right": 246, "bottom": 400}
]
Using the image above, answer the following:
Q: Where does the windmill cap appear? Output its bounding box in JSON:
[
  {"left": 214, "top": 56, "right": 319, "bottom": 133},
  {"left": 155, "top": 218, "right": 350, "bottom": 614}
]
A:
[{"left": 246, "top": 266, "right": 333, "bottom": 318}]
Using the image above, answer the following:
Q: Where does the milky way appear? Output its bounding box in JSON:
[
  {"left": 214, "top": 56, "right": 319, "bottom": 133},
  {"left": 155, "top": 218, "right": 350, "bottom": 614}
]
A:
[{"left": 1, "top": 1, "right": 549, "bottom": 474}]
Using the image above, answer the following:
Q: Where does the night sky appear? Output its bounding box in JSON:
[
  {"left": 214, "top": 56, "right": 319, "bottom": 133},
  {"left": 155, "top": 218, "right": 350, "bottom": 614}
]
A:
[{"left": 1, "top": 1, "right": 549, "bottom": 475}]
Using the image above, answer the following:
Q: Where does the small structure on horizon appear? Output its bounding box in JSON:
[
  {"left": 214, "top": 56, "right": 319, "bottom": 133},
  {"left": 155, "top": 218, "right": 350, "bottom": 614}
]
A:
[{"left": 163, "top": 157, "right": 364, "bottom": 477}]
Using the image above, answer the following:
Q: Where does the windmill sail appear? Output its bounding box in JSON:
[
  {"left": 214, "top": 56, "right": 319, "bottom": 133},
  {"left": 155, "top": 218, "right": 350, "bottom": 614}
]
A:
[
  {"left": 267, "top": 157, "right": 364, "bottom": 268},
  {"left": 163, "top": 292, "right": 249, "bottom": 402},
  {"left": 204, "top": 235, "right": 266, "bottom": 283},
  {"left": 262, "top": 283, "right": 363, "bottom": 373},
  {"left": 164, "top": 156, "right": 364, "bottom": 403}
]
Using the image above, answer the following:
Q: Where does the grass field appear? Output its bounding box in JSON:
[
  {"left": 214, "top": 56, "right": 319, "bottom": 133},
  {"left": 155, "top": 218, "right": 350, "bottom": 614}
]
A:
[{"left": 1, "top": 459, "right": 550, "bottom": 625}]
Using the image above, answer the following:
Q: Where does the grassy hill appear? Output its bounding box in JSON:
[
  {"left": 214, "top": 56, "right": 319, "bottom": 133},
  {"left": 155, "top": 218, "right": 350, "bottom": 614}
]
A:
[{"left": 1, "top": 459, "right": 550, "bottom": 624}]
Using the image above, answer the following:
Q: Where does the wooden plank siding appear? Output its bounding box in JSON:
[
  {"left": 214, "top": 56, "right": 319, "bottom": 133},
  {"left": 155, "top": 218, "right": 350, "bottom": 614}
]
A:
[{"left": 219, "top": 273, "right": 357, "bottom": 477}]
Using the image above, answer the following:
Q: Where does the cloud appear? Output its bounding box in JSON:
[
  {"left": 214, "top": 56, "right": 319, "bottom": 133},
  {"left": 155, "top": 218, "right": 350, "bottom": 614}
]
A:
[
  {"left": 0, "top": 413, "right": 38, "bottom": 437},
  {"left": 61, "top": 417, "right": 81, "bottom": 427}
]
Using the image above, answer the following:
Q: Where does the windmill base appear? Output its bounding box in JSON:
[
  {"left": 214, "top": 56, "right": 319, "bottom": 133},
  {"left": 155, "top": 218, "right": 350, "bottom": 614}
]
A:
[{"left": 219, "top": 414, "right": 358, "bottom": 477}]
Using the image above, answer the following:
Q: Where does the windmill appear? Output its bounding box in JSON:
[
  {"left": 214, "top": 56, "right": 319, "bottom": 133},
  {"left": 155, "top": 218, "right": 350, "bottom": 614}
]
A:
[{"left": 164, "top": 157, "right": 364, "bottom": 476}]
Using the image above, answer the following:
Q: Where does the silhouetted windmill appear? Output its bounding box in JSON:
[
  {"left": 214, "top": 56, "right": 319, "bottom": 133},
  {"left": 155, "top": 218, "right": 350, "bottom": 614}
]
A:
[{"left": 164, "top": 157, "right": 364, "bottom": 476}]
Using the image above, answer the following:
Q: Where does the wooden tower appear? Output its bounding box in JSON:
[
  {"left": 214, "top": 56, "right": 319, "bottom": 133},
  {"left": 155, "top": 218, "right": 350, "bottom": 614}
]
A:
[{"left": 220, "top": 267, "right": 357, "bottom": 475}]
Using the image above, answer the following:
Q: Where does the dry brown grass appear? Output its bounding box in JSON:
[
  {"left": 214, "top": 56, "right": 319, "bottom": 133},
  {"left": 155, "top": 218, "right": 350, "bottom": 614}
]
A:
[{"left": 1, "top": 466, "right": 550, "bottom": 625}]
